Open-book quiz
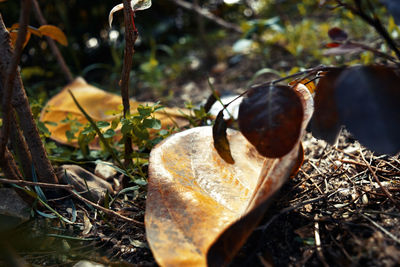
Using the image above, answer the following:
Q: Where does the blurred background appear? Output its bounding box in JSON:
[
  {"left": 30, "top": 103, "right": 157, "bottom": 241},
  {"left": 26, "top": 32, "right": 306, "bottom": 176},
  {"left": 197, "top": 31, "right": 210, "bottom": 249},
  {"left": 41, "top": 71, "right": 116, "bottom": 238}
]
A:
[{"left": 1, "top": 0, "right": 393, "bottom": 106}]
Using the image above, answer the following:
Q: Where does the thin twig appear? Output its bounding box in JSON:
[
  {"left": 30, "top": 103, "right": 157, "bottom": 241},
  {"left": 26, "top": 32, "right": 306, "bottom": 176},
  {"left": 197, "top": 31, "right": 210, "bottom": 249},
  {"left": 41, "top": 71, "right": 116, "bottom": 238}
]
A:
[
  {"left": 359, "top": 149, "right": 400, "bottom": 210},
  {"left": 0, "top": 178, "right": 143, "bottom": 225},
  {"left": 361, "top": 213, "right": 400, "bottom": 245},
  {"left": 67, "top": 188, "right": 143, "bottom": 226},
  {"left": 0, "top": 0, "right": 32, "bottom": 162},
  {"left": 257, "top": 195, "right": 325, "bottom": 231},
  {"left": 31, "top": 0, "right": 73, "bottom": 82},
  {"left": 348, "top": 41, "right": 399, "bottom": 63},
  {"left": 339, "top": 159, "right": 400, "bottom": 174},
  {"left": 0, "top": 178, "right": 73, "bottom": 189},
  {"left": 169, "top": 0, "right": 242, "bottom": 33}
]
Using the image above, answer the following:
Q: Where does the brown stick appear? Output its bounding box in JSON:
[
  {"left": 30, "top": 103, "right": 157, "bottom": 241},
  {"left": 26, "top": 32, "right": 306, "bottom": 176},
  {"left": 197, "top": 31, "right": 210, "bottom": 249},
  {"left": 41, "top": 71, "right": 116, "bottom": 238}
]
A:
[
  {"left": 0, "top": 14, "right": 58, "bottom": 184},
  {"left": 67, "top": 188, "right": 144, "bottom": 226},
  {"left": 31, "top": 0, "right": 73, "bottom": 82},
  {"left": 10, "top": 112, "right": 33, "bottom": 179},
  {"left": 121, "top": 0, "right": 138, "bottom": 167},
  {"left": 0, "top": 0, "right": 32, "bottom": 163},
  {"left": 0, "top": 178, "right": 143, "bottom": 225},
  {"left": 0, "top": 178, "right": 73, "bottom": 189},
  {"left": 359, "top": 150, "right": 400, "bottom": 210},
  {"left": 169, "top": 0, "right": 242, "bottom": 33}
]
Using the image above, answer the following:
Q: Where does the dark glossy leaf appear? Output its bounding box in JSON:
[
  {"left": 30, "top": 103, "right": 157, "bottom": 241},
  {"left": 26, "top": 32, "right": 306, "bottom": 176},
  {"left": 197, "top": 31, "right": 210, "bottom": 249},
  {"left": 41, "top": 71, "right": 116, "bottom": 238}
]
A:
[
  {"left": 213, "top": 111, "right": 235, "bottom": 164},
  {"left": 328, "top": 27, "right": 348, "bottom": 41},
  {"left": 380, "top": 0, "right": 400, "bottom": 24},
  {"left": 204, "top": 90, "right": 220, "bottom": 113},
  {"left": 335, "top": 65, "right": 400, "bottom": 155},
  {"left": 238, "top": 84, "right": 303, "bottom": 158},
  {"left": 311, "top": 68, "right": 344, "bottom": 144}
]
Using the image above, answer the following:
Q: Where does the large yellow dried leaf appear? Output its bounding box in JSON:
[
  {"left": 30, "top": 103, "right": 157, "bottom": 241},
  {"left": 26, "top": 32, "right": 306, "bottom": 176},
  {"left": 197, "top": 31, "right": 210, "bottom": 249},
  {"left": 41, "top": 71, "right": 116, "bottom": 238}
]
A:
[
  {"left": 145, "top": 84, "right": 313, "bottom": 266},
  {"left": 40, "top": 77, "right": 188, "bottom": 148}
]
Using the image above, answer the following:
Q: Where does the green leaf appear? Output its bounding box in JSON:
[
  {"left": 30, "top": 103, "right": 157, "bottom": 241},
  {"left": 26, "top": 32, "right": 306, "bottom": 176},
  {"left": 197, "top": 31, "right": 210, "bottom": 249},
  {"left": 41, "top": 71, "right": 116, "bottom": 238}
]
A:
[
  {"left": 121, "top": 122, "right": 133, "bottom": 135},
  {"left": 111, "top": 118, "right": 120, "bottom": 129},
  {"left": 81, "top": 125, "right": 94, "bottom": 135},
  {"left": 133, "top": 178, "right": 147, "bottom": 186},
  {"left": 159, "top": 129, "right": 169, "bottom": 136},
  {"left": 143, "top": 118, "right": 161, "bottom": 129},
  {"left": 96, "top": 121, "right": 110, "bottom": 128},
  {"left": 134, "top": 126, "right": 149, "bottom": 140},
  {"left": 66, "top": 130, "right": 76, "bottom": 141},
  {"left": 103, "top": 129, "right": 116, "bottom": 138},
  {"left": 37, "top": 121, "right": 51, "bottom": 137},
  {"left": 138, "top": 106, "right": 152, "bottom": 117}
]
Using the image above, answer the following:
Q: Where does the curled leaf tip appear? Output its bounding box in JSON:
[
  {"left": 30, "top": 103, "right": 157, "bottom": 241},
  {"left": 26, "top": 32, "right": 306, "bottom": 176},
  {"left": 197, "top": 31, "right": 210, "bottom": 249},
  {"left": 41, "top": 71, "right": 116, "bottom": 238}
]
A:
[{"left": 108, "top": 3, "right": 124, "bottom": 28}]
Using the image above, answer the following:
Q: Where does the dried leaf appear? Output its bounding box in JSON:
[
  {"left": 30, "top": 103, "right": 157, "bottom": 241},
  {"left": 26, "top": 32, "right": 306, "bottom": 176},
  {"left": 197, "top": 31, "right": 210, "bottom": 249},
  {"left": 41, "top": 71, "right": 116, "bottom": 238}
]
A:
[
  {"left": 213, "top": 111, "right": 234, "bottom": 164},
  {"left": 335, "top": 65, "right": 400, "bottom": 154},
  {"left": 38, "top": 25, "right": 68, "bottom": 46},
  {"left": 310, "top": 68, "right": 344, "bottom": 144},
  {"left": 145, "top": 84, "right": 313, "bottom": 266},
  {"left": 238, "top": 84, "right": 303, "bottom": 158},
  {"left": 109, "top": 0, "right": 152, "bottom": 27},
  {"left": 39, "top": 77, "right": 189, "bottom": 149},
  {"left": 109, "top": 4, "right": 124, "bottom": 27},
  {"left": 131, "top": 0, "right": 152, "bottom": 11}
]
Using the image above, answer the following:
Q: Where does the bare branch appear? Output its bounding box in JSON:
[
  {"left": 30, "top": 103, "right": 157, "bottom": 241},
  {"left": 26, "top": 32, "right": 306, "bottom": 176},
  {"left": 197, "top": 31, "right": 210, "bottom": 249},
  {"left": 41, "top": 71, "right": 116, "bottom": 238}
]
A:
[
  {"left": 31, "top": 0, "right": 73, "bottom": 82},
  {"left": 169, "top": 0, "right": 242, "bottom": 33}
]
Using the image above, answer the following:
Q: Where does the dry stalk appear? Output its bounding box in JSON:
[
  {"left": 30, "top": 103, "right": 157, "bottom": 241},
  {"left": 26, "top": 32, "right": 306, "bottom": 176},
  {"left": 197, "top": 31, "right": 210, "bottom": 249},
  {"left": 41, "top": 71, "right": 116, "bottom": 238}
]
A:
[
  {"left": 359, "top": 149, "right": 400, "bottom": 210},
  {"left": 120, "top": 0, "right": 138, "bottom": 167}
]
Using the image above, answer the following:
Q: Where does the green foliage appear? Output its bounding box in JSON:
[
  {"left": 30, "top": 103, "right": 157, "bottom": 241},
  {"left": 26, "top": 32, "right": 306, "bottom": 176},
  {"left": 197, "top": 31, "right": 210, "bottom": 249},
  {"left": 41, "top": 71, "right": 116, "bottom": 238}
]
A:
[{"left": 120, "top": 103, "right": 164, "bottom": 151}]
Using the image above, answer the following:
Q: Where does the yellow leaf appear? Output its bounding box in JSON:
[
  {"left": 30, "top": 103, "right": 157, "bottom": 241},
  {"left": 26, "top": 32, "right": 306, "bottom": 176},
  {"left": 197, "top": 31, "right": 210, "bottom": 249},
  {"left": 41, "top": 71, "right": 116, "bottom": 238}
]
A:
[
  {"left": 289, "top": 77, "right": 316, "bottom": 94},
  {"left": 40, "top": 77, "right": 189, "bottom": 149},
  {"left": 145, "top": 84, "right": 313, "bottom": 266},
  {"left": 38, "top": 25, "right": 68, "bottom": 46},
  {"left": 7, "top": 23, "right": 32, "bottom": 48}
]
